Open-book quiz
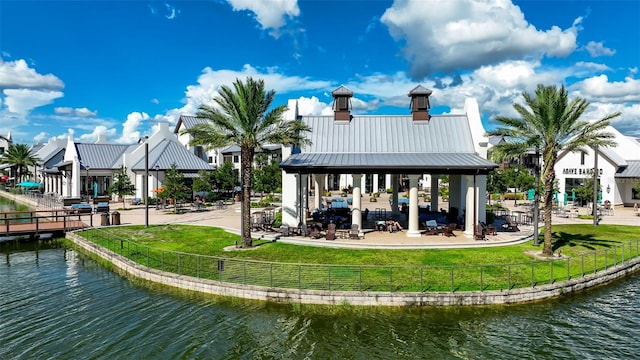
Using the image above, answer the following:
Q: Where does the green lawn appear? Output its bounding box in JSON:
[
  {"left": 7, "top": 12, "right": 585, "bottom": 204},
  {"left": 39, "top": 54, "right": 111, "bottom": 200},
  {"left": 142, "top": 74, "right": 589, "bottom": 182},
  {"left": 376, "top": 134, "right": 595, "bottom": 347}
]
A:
[{"left": 76, "top": 224, "right": 640, "bottom": 292}]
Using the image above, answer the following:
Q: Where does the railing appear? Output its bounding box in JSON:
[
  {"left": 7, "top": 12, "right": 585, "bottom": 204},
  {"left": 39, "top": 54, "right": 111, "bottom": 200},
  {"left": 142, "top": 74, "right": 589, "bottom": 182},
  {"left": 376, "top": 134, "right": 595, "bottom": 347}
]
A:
[
  {"left": 1, "top": 209, "right": 91, "bottom": 235},
  {"left": 79, "top": 227, "right": 640, "bottom": 293}
]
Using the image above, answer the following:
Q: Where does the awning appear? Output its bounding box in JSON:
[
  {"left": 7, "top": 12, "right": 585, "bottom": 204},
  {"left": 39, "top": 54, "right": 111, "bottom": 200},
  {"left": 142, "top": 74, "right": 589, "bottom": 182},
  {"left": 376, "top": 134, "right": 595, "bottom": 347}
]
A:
[{"left": 280, "top": 152, "right": 498, "bottom": 174}]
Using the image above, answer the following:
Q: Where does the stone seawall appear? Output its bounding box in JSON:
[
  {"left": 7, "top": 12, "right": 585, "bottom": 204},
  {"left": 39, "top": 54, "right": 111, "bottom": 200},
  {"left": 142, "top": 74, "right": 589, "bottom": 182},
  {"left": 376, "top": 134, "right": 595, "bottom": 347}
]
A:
[{"left": 67, "top": 232, "right": 640, "bottom": 306}]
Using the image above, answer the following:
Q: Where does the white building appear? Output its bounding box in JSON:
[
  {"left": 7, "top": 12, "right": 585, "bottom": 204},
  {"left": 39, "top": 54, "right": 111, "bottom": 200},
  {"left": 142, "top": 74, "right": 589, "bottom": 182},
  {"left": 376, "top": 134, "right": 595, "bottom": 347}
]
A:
[
  {"left": 39, "top": 123, "right": 213, "bottom": 200},
  {"left": 554, "top": 125, "right": 640, "bottom": 207}
]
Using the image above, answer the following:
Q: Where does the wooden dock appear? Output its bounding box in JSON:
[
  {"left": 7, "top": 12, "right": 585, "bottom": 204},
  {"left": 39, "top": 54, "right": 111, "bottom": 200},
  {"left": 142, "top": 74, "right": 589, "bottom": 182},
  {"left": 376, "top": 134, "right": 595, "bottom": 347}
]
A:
[{"left": 1, "top": 209, "right": 92, "bottom": 239}]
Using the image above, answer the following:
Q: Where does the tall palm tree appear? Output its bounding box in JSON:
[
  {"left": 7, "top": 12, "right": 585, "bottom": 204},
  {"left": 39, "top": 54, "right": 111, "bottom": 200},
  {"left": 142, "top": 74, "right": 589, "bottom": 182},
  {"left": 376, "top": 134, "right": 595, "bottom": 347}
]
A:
[
  {"left": 183, "top": 77, "right": 311, "bottom": 248},
  {"left": 0, "top": 144, "right": 40, "bottom": 184},
  {"left": 486, "top": 84, "right": 620, "bottom": 256}
]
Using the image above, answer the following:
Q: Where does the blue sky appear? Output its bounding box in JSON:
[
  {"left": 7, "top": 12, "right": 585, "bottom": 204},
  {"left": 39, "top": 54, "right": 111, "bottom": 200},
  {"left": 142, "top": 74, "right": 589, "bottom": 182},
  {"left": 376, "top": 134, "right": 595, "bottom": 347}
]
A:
[{"left": 1, "top": 0, "right": 639, "bottom": 146}]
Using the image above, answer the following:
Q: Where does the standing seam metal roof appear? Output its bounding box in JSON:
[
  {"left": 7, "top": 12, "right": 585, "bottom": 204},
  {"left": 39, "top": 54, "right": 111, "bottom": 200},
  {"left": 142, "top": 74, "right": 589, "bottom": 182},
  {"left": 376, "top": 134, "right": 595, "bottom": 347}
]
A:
[
  {"left": 280, "top": 114, "right": 496, "bottom": 173},
  {"left": 131, "top": 139, "right": 214, "bottom": 171},
  {"left": 76, "top": 143, "right": 131, "bottom": 169},
  {"left": 615, "top": 160, "right": 640, "bottom": 178}
]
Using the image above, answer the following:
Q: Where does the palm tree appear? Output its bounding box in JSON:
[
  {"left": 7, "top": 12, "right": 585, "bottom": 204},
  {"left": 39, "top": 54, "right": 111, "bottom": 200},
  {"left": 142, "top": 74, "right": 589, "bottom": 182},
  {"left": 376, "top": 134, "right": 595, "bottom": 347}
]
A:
[
  {"left": 0, "top": 144, "right": 40, "bottom": 184},
  {"left": 183, "top": 77, "right": 311, "bottom": 247},
  {"left": 486, "top": 84, "right": 620, "bottom": 256}
]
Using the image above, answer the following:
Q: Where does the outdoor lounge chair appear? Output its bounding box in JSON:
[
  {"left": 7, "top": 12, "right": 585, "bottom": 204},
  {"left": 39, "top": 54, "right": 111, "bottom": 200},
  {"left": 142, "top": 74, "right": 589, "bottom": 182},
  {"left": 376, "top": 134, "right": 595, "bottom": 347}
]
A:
[
  {"left": 424, "top": 220, "right": 442, "bottom": 235},
  {"left": 442, "top": 223, "right": 456, "bottom": 237},
  {"left": 504, "top": 217, "right": 520, "bottom": 231}
]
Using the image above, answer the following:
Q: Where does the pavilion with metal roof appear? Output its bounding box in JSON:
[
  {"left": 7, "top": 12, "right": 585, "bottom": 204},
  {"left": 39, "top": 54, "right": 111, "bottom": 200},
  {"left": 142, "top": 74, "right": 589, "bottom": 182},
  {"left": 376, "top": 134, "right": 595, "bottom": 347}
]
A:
[{"left": 280, "top": 85, "right": 498, "bottom": 238}]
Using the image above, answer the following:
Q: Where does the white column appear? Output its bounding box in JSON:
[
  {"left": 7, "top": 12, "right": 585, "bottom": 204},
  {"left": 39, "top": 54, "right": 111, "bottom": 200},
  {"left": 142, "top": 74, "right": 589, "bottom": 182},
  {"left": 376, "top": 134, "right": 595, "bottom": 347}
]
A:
[
  {"left": 372, "top": 174, "right": 379, "bottom": 194},
  {"left": 407, "top": 175, "right": 421, "bottom": 237},
  {"left": 281, "top": 170, "right": 299, "bottom": 227},
  {"left": 313, "top": 173, "right": 325, "bottom": 211},
  {"left": 463, "top": 175, "right": 477, "bottom": 237},
  {"left": 352, "top": 174, "right": 362, "bottom": 235},
  {"left": 385, "top": 174, "right": 392, "bottom": 191},
  {"left": 71, "top": 157, "right": 80, "bottom": 197},
  {"left": 430, "top": 174, "right": 439, "bottom": 211}
]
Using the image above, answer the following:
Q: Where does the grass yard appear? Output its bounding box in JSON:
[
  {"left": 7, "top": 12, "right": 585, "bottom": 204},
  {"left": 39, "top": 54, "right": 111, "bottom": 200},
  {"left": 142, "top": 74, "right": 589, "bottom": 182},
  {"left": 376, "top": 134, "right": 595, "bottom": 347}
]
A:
[{"left": 76, "top": 224, "right": 640, "bottom": 292}]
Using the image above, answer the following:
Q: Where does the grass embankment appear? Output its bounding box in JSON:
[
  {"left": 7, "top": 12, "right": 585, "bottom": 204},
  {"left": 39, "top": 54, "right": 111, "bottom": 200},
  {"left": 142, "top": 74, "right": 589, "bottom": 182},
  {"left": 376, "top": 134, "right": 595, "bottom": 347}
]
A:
[{"left": 78, "top": 224, "right": 640, "bottom": 292}]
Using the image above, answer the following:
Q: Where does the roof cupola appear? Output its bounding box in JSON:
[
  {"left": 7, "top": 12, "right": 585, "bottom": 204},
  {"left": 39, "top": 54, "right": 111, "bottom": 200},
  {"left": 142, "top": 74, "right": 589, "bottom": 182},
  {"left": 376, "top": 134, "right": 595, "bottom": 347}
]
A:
[
  {"left": 332, "top": 85, "right": 353, "bottom": 121},
  {"left": 408, "top": 85, "right": 433, "bottom": 121}
]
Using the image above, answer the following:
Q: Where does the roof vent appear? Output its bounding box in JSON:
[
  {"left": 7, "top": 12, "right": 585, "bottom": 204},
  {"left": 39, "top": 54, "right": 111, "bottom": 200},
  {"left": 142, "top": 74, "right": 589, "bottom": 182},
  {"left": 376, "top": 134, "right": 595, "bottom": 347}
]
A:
[
  {"left": 408, "top": 85, "right": 433, "bottom": 121},
  {"left": 331, "top": 85, "right": 353, "bottom": 121}
]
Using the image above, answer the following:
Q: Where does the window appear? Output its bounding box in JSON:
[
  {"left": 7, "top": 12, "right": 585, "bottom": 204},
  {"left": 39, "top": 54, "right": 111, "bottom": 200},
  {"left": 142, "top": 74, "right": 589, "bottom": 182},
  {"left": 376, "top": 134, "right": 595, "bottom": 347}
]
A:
[
  {"left": 416, "top": 96, "right": 428, "bottom": 109},
  {"left": 208, "top": 156, "right": 213, "bottom": 164},
  {"left": 223, "top": 155, "right": 233, "bottom": 163},
  {"left": 580, "top": 151, "right": 585, "bottom": 165},
  {"left": 337, "top": 96, "right": 349, "bottom": 110},
  {"left": 233, "top": 155, "right": 239, "bottom": 163},
  {"left": 633, "top": 188, "right": 640, "bottom": 200}
]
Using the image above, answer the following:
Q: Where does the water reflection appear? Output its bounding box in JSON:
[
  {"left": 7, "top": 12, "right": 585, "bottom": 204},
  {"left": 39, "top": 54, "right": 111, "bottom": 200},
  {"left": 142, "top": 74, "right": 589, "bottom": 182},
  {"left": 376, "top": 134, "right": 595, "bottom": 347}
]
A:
[{"left": 1, "top": 243, "right": 639, "bottom": 359}]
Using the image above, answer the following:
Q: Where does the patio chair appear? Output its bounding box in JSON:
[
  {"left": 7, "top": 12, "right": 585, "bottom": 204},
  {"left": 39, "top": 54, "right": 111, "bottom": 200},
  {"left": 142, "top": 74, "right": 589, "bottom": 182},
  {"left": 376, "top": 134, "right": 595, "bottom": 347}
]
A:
[
  {"left": 504, "top": 217, "right": 520, "bottom": 232},
  {"left": 424, "top": 220, "right": 442, "bottom": 235},
  {"left": 278, "top": 225, "right": 290, "bottom": 237},
  {"left": 325, "top": 223, "right": 337, "bottom": 240},
  {"left": 349, "top": 224, "right": 362, "bottom": 239},
  {"left": 308, "top": 223, "right": 323, "bottom": 239},
  {"left": 442, "top": 223, "right": 456, "bottom": 237},
  {"left": 474, "top": 225, "right": 486, "bottom": 241}
]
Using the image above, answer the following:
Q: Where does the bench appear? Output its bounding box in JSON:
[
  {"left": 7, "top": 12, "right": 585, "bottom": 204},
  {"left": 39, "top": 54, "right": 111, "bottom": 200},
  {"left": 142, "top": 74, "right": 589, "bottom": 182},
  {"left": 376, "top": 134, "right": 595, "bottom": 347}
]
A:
[
  {"left": 92, "top": 196, "right": 110, "bottom": 205},
  {"left": 70, "top": 203, "right": 92, "bottom": 214},
  {"left": 95, "top": 202, "right": 110, "bottom": 213}
]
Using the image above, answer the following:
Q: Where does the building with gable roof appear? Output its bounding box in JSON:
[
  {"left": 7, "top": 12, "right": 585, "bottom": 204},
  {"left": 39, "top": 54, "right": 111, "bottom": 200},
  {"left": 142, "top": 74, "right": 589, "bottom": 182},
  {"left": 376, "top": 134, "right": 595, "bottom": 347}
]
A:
[
  {"left": 280, "top": 85, "right": 498, "bottom": 238},
  {"left": 174, "top": 115, "right": 283, "bottom": 182},
  {"left": 553, "top": 125, "right": 640, "bottom": 207},
  {"left": 39, "top": 123, "right": 213, "bottom": 200}
]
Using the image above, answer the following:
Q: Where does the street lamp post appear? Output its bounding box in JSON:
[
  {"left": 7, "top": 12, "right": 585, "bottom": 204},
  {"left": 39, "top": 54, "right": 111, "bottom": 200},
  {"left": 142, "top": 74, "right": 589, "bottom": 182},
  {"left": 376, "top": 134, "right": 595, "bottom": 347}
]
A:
[
  {"left": 144, "top": 137, "right": 149, "bottom": 228},
  {"left": 513, "top": 167, "right": 519, "bottom": 207},
  {"left": 154, "top": 164, "right": 160, "bottom": 208},
  {"left": 593, "top": 145, "right": 599, "bottom": 226},
  {"left": 532, "top": 150, "right": 540, "bottom": 246}
]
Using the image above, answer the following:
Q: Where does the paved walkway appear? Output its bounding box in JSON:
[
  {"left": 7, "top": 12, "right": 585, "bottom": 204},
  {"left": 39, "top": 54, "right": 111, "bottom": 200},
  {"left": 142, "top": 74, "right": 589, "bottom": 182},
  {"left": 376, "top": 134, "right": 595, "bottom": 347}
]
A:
[
  {"left": 80, "top": 199, "right": 640, "bottom": 250},
  {"left": 5, "top": 191, "right": 637, "bottom": 249}
]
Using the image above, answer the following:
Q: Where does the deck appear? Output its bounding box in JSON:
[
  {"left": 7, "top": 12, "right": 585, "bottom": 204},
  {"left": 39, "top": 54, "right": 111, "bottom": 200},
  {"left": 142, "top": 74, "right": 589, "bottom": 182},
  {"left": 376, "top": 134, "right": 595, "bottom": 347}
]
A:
[{"left": 0, "top": 209, "right": 91, "bottom": 238}]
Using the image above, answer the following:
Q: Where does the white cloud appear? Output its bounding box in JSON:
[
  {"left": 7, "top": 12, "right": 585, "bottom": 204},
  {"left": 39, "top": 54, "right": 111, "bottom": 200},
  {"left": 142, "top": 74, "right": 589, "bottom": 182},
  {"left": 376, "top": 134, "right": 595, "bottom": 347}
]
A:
[
  {"left": 583, "top": 41, "right": 616, "bottom": 57},
  {"left": 54, "top": 106, "right": 97, "bottom": 117},
  {"left": 165, "top": 3, "right": 179, "bottom": 20},
  {"left": 3, "top": 88, "right": 63, "bottom": 114},
  {"left": 571, "top": 74, "right": 640, "bottom": 103},
  {"left": 74, "top": 107, "right": 97, "bottom": 117},
  {"left": 226, "top": 0, "right": 300, "bottom": 37},
  {"left": 77, "top": 125, "right": 116, "bottom": 143},
  {"left": 54, "top": 107, "right": 73, "bottom": 115},
  {"left": 33, "top": 132, "right": 48, "bottom": 143},
  {"left": 0, "top": 58, "right": 64, "bottom": 90},
  {"left": 380, "top": 0, "right": 579, "bottom": 78},
  {"left": 296, "top": 96, "right": 332, "bottom": 116},
  {"left": 116, "top": 111, "right": 149, "bottom": 144}
]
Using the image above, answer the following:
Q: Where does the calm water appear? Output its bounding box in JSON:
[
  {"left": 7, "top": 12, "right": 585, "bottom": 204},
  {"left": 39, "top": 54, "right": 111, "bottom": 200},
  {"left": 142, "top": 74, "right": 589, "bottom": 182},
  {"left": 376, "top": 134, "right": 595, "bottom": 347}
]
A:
[{"left": 1, "top": 242, "right": 639, "bottom": 360}]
